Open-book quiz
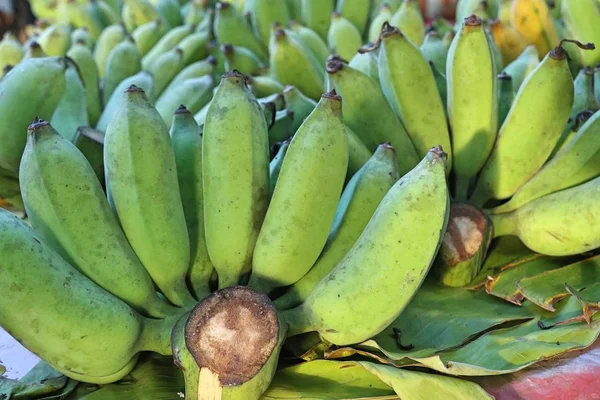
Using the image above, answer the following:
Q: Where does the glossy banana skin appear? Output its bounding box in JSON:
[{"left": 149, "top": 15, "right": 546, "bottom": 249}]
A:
[
  {"left": 274, "top": 143, "right": 399, "bottom": 310},
  {"left": 282, "top": 147, "right": 449, "bottom": 345},
  {"left": 203, "top": 72, "right": 270, "bottom": 289},
  {"left": 250, "top": 92, "right": 348, "bottom": 292},
  {"left": 368, "top": 3, "right": 393, "bottom": 44},
  {"left": 104, "top": 85, "right": 195, "bottom": 307},
  {"left": 471, "top": 46, "right": 574, "bottom": 205}
]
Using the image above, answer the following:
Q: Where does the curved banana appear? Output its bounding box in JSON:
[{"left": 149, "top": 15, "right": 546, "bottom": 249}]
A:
[
  {"left": 249, "top": 90, "right": 348, "bottom": 293},
  {"left": 288, "top": 20, "right": 330, "bottom": 68},
  {"left": 122, "top": 0, "right": 160, "bottom": 32},
  {"left": 104, "top": 85, "right": 195, "bottom": 307},
  {"left": 70, "top": 27, "right": 94, "bottom": 50},
  {"left": 502, "top": 45, "right": 539, "bottom": 92},
  {"left": 247, "top": 75, "right": 285, "bottom": 98},
  {"left": 389, "top": 0, "right": 426, "bottom": 46},
  {"left": 300, "top": 0, "right": 335, "bottom": 40},
  {"left": 281, "top": 147, "right": 449, "bottom": 345},
  {"left": 38, "top": 24, "right": 72, "bottom": 57},
  {"left": 51, "top": 58, "right": 89, "bottom": 142},
  {"left": 214, "top": 1, "right": 268, "bottom": 62},
  {"left": 156, "top": 75, "right": 214, "bottom": 127},
  {"left": 102, "top": 36, "right": 142, "bottom": 106},
  {"left": 222, "top": 44, "right": 264, "bottom": 75},
  {"left": 178, "top": 31, "right": 210, "bottom": 66},
  {"left": 348, "top": 50, "right": 379, "bottom": 83},
  {"left": 274, "top": 143, "right": 399, "bottom": 310},
  {"left": 156, "top": 0, "right": 182, "bottom": 29},
  {"left": 141, "top": 23, "right": 192, "bottom": 70},
  {"left": 336, "top": 0, "right": 370, "bottom": 35},
  {"left": 88, "top": 0, "right": 120, "bottom": 29},
  {"left": 328, "top": 12, "right": 362, "bottom": 61},
  {"left": 132, "top": 19, "right": 166, "bottom": 58},
  {"left": 368, "top": 2, "right": 393, "bottom": 44},
  {"left": 203, "top": 71, "right": 270, "bottom": 289},
  {"left": 510, "top": 0, "right": 559, "bottom": 56},
  {"left": 148, "top": 47, "right": 186, "bottom": 97},
  {"left": 167, "top": 55, "right": 217, "bottom": 90},
  {"left": 67, "top": 41, "right": 102, "bottom": 127},
  {"left": 246, "top": 0, "right": 291, "bottom": 48},
  {"left": 93, "top": 23, "right": 126, "bottom": 78},
  {"left": 63, "top": 0, "right": 103, "bottom": 41}
]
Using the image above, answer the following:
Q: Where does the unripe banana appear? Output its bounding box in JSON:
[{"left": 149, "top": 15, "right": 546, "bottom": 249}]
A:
[
  {"left": 245, "top": 0, "right": 290, "bottom": 48},
  {"left": 249, "top": 91, "right": 348, "bottom": 293},
  {"left": 141, "top": 24, "right": 192, "bottom": 70},
  {"left": 345, "top": 125, "right": 373, "bottom": 179},
  {"left": 104, "top": 85, "right": 195, "bottom": 307},
  {"left": 20, "top": 119, "right": 176, "bottom": 318},
  {"left": 156, "top": 75, "right": 214, "bottom": 126},
  {"left": 348, "top": 50, "right": 379, "bottom": 83},
  {"left": 281, "top": 147, "right": 449, "bottom": 345},
  {"left": 471, "top": 40, "right": 586, "bottom": 205},
  {"left": 497, "top": 72, "right": 514, "bottom": 127},
  {"left": 24, "top": 40, "right": 47, "bottom": 59},
  {"left": 447, "top": 15, "right": 498, "bottom": 200},
  {"left": 0, "top": 33, "right": 23, "bottom": 71},
  {"left": 70, "top": 27, "right": 94, "bottom": 50},
  {"left": 489, "top": 110, "right": 600, "bottom": 214},
  {"left": 167, "top": 55, "right": 217, "bottom": 89},
  {"left": 282, "top": 85, "right": 316, "bottom": 133},
  {"left": 502, "top": 44, "right": 539, "bottom": 92},
  {"left": 0, "top": 57, "right": 66, "bottom": 175},
  {"left": 185, "top": 0, "right": 208, "bottom": 25},
  {"left": 336, "top": 0, "right": 370, "bottom": 35},
  {"left": 430, "top": 61, "right": 448, "bottom": 111},
  {"left": 195, "top": 8, "right": 214, "bottom": 35},
  {"left": 268, "top": 139, "right": 290, "bottom": 197},
  {"left": 287, "top": 0, "right": 302, "bottom": 20},
  {"left": 561, "top": 0, "right": 600, "bottom": 66},
  {"left": 214, "top": 2, "right": 268, "bottom": 62},
  {"left": 178, "top": 31, "right": 210, "bottom": 66},
  {"left": 328, "top": 12, "right": 362, "bottom": 61},
  {"left": 274, "top": 143, "right": 399, "bottom": 310},
  {"left": 222, "top": 44, "right": 264, "bottom": 75},
  {"left": 420, "top": 30, "right": 448, "bottom": 75},
  {"left": 88, "top": 0, "right": 120, "bottom": 28},
  {"left": 63, "top": 0, "right": 103, "bottom": 41},
  {"left": 67, "top": 42, "right": 102, "bottom": 127},
  {"left": 455, "top": 0, "right": 491, "bottom": 23},
  {"left": 490, "top": 175, "right": 600, "bottom": 255},
  {"left": 569, "top": 67, "right": 598, "bottom": 121},
  {"left": 326, "top": 58, "right": 419, "bottom": 176},
  {"left": 51, "top": 59, "right": 88, "bottom": 142},
  {"left": 156, "top": 0, "right": 183, "bottom": 28},
  {"left": 389, "top": 0, "right": 426, "bottom": 46},
  {"left": 122, "top": 0, "right": 160, "bottom": 32},
  {"left": 551, "top": 111, "right": 594, "bottom": 159},
  {"left": 269, "top": 28, "right": 325, "bottom": 100},
  {"left": 268, "top": 109, "right": 295, "bottom": 144},
  {"left": 287, "top": 20, "right": 329, "bottom": 68},
  {"left": 375, "top": 23, "right": 452, "bottom": 171},
  {"left": 72, "top": 126, "right": 105, "bottom": 185},
  {"left": 203, "top": 71, "right": 270, "bottom": 288},
  {"left": 510, "top": 0, "right": 559, "bottom": 56},
  {"left": 148, "top": 47, "right": 186, "bottom": 97},
  {"left": 0, "top": 209, "right": 174, "bottom": 383},
  {"left": 300, "top": 0, "right": 334, "bottom": 40},
  {"left": 38, "top": 24, "right": 72, "bottom": 57},
  {"left": 94, "top": 23, "right": 126, "bottom": 78},
  {"left": 132, "top": 19, "right": 166, "bottom": 57},
  {"left": 102, "top": 36, "right": 142, "bottom": 105},
  {"left": 368, "top": 2, "right": 393, "bottom": 44},
  {"left": 170, "top": 106, "right": 214, "bottom": 300},
  {"left": 490, "top": 19, "right": 528, "bottom": 65}
]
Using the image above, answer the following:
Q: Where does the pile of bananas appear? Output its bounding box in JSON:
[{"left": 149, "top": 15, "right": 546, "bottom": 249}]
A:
[{"left": 1, "top": 0, "right": 600, "bottom": 398}]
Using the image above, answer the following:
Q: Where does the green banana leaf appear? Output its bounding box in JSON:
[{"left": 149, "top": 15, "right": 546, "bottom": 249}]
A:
[
  {"left": 0, "top": 361, "right": 74, "bottom": 399},
  {"left": 517, "top": 254, "right": 600, "bottom": 311},
  {"left": 538, "top": 283, "right": 600, "bottom": 328}
]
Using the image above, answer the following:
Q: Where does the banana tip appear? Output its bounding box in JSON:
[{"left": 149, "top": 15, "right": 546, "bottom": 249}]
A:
[
  {"left": 464, "top": 15, "right": 482, "bottom": 27},
  {"left": 428, "top": 145, "right": 447, "bottom": 163}
]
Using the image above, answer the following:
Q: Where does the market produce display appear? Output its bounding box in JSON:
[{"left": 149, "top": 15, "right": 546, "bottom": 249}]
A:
[{"left": 0, "top": 0, "right": 600, "bottom": 399}]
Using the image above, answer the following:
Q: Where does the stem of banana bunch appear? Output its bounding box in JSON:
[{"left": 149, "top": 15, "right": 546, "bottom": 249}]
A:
[
  {"left": 454, "top": 175, "right": 471, "bottom": 201},
  {"left": 280, "top": 305, "right": 313, "bottom": 337},
  {"left": 137, "top": 309, "right": 191, "bottom": 356},
  {"left": 489, "top": 211, "right": 518, "bottom": 238}
]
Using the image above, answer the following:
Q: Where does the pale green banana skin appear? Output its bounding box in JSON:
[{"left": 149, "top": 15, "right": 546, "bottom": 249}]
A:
[
  {"left": 287, "top": 0, "right": 302, "bottom": 20},
  {"left": 561, "top": 0, "right": 600, "bottom": 66},
  {"left": 88, "top": 0, "right": 120, "bottom": 29},
  {"left": 132, "top": 19, "right": 166, "bottom": 57},
  {"left": 378, "top": 25, "right": 452, "bottom": 172},
  {"left": 67, "top": 43, "right": 102, "bottom": 127},
  {"left": 51, "top": 60, "right": 89, "bottom": 142},
  {"left": 336, "top": 0, "right": 370, "bottom": 35},
  {"left": 368, "top": 3, "right": 393, "bottom": 44},
  {"left": 268, "top": 139, "right": 290, "bottom": 197},
  {"left": 569, "top": 67, "right": 598, "bottom": 121},
  {"left": 141, "top": 24, "right": 192, "bottom": 70},
  {"left": 170, "top": 106, "right": 214, "bottom": 300},
  {"left": 214, "top": 2, "right": 268, "bottom": 62},
  {"left": 0, "top": 33, "right": 24, "bottom": 71},
  {"left": 502, "top": 45, "right": 539, "bottom": 93},
  {"left": 156, "top": 0, "right": 183, "bottom": 28},
  {"left": 122, "top": 0, "right": 160, "bottom": 32},
  {"left": 471, "top": 49, "right": 574, "bottom": 205},
  {"left": 288, "top": 21, "right": 330, "bottom": 68},
  {"left": 184, "top": 1, "right": 207, "bottom": 25},
  {"left": 268, "top": 109, "right": 295, "bottom": 144},
  {"left": 148, "top": 47, "right": 185, "bottom": 97},
  {"left": 97, "top": 71, "right": 154, "bottom": 132},
  {"left": 282, "top": 85, "right": 317, "bottom": 133},
  {"left": 247, "top": 75, "right": 285, "bottom": 98},
  {"left": 156, "top": 75, "right": 214, "bottom": 127},
  {"left": 497, "top": 72, "right": 514, "bottom": 128},
  {"left": 326, "top": 59, "right": 420, "bottom": 176},
  {"left": 63, "top": 1, "right": 103, "bottom": 41},
  {"left": 0, "top": 57, "right": 66, "bottom": 175},
  {"left": 420, "top": 31, "right": 448, "bottom": 75},
  {"left": 0, "top": 209, "right": 174, "bottom": 383},
  {"left": 490, "top": 110, "right": 600, "bottom": 214},
  {"left": 447, "top": 16, "right": 498, "bottom": 200},
  {"left": 93, "top": 24, "right": 126, "bottom": 78},
  {"left": 102, "top": 37, "right": 142, "bottom": 106},
  {"left": 203, "top": 72, "right": 270, "bottom": 289},
  {"left": 274, "top": 143, "right": 399, "bottom": 310},
  {"left": 38, "top": 24, "right": 72, "bottom": 57},
  {"left": 389, "top": 0, "right": 426, "bottom": 46},
  {"left": 167, "top": 56, "right": 217, "bottom": 90},
  {"left": 70, "top": 27, "right": 94, "bottom": 50},
  {"left": 491, "top": 175, "right": 600, "bottom": 256},
  {"left": 20, "top": 120, "right": 176, "bottom": 318},
  {"left": 178, "top": 31, "right": 210, "bottom": 66},
  {"left": 328, "top": 13, "right": 363, "bottom": 61},
  {"left": 430, "top": 62, "right": 448, "bottom": 111},
  {"left": 282, "top": 148, "right": 449, "bottom": 345},
  {"left": 246, "top": 0, "right": 291, "bottom": 48},
  {"left": 345, "top": 125, "right": 373, "bottom": 179},
  {"left": 300, "top": 0, "right": 334, "bottom": 40},
  {"left": 104, "top": 86, "right": 195, "bottom": 307},
  {"left": 348, "top": 50, "right": 379, "bottom": 83},
  {"left": 551, "top": 111, "right": 593, "bottom": 159},
  {"left": 250, "top": 92, "right": 348, "bottom": 292},
  {"left": 222, "top": 44, "right": 264, "bottom": 75}
]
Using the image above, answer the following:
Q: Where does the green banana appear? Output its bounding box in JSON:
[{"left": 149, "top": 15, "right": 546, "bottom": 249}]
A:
[
  {"left": 102, "top": 36, "right": 142, "bottom": 105},
  {"left": 93, "top": 23, "right": 126, "bottom": 78},
  {"left": 148, "top": 47, "right": 186, "bottom": 97},
  {"left": 368, "top": 2, "right": 393, "bottom": 44},
  {"left": 274, "top": 143, "right": 399, "bottom": 310},
  {"left": 51, "top": 58, "right": 89, "bottom": 142},
  {"left": 374, "top": 23, "right": 452, "bottom": 171},
  {"left": 502, "top": 45, "right": 539, "bottom": 92},
  {"left": 178, "top": 31, "right": 210, "bottom": 66},
  {"left": 490, "top": 175, "right": 600, "bottom": 256},
  {"left": 268, "top": 109, "right": 295, "bottom": 144},
  {"left": 389, "top": 0, "right": 426, "bottom": 46},
  {"left": 132, "top": 19, "right": 166, "bottom": 57},
  {"left": 345, "top": 125, "right": 373, "bottom": 179},
  {"left": 561, "top": 0, "right": 600, "bottom": 66},
  {"left": 184, "top": 0, "right": 208, "bottom": 25},
  {"left": 287, "top": 0, "right": 302, "bottom": 20},
  {"left": 249, "top": 91, "right": 347, "bottom": 293},
  {"left": 141, "top": 23, "right": 192, "bottom": 70},
  {"left": 420, "top": 30, "right": 448, "bottom": 74},
  {"left": 88, "top": 0, "right": 120, "bottom": 28},
  {"left": 214, "top": 1, "right": 268, "bottom": 62},
  {"left": 551, "top": 110, "right": 594, "bottom": 159},
  {"left": 348, "top": 49, "right": 379, "bottom": 83},
  {"left": 167, "top": 55, "right": 217, "bottom": 90},
  {"left": 24, "top": 40, "right": 47, "bottom": 59},
  {"left": 430, "top": 61, "right": 448, "bottom": 111},
  {"left": 72, "top": 126, "right": 105, "bottom": 184},
  {"left": 328, "top": 12, "right": 362, "bottom": 61},
  {"left": 489, "top": 110, "right": 600, "bottom": 214},
  {"left": 156, "top": 75, "right": 214, "bottom": 126},
  {"left": 67, "top": 41, "right": 102, "bottom": 128},
  {"left": 104, "top": 85, "right": 195, "bottom": 307},
  {"left": 0, "top": 208, "right": 174, "bottom": 383},
  {"left": 300, "top": 0, "right": 334, "bottom": 40},
  {"left": 170, "top": 106, "right": 214, "bottom": 300},
  {"left": 336, "top": 0, "right": 370, "bottom": 35},
  {"left": 455, "top": 0, "right": 491, "bottom": 25},
  {"left": 38, "top": 24, "right": 72, "bottom": 57},
  {"left": 288, "top": 20, "right": 330, "bottom": 68},
  {"left": 70, "top": 27, "right": 94, "bottom": 50},
  {"left": 447, "top": 15, "right": 497, "bottom": 200},
  {"left": 156, "top": 0, "right": 183, "bottom": 28},
  {"left": 222, "top": 44, "right": 264, "bottom": 75},
  {"left": 326, "top": 58, "right": 420, "bottom": 176},
  {"left": 122, "top": 0, "right": 160, "bottom": 32},
  {"left": 283, "top": 85, "right": 315, "bottom": 133},
  {"left": 471, "top": 40, "right": 587, "bottom": 205},
  {"left": 0, "top": 57, "right": 66, "bottom": 175},
  {"left": 281, "top": 147, "right": 449, "bottom": 345},
  {"left": 20, "top": 119, "right": 176, "bottom": 318},
  {"left": 195, "top": 7, "right": 215, "bottom": 35},
  {"left": 0, "top": 33, "right": 23, "bottom": 71},
  {"left": 0, "top": 171, "right": 20, "bottom": 200},
  {"left": 246, "top": 0, "right": 291, "bottom": 48},
  {"left": 247, "top": 75, "right": 285, "bottom": 97},
  {"left": 569, "top": 67, "right": 598, "bottom": 121},
  {"left": 269, "top": 28, "right": 325, "bottom": 100},
  {"left": 203, "top": 71, "right": 270, "bottom": 288},
  {"left": 63, "top": 0, "right": 103, "bottom": 41},
  {"left": 268, "top": 138, "right": 290, "bottom": 197},
  {"left": 497, "top": 72, "right": 514, "bottom": 128}
]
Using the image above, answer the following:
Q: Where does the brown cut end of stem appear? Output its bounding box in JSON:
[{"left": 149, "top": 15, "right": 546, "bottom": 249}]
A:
[
  {"left": 175, "top": 104, "right": 189, "bottom": 114},
  {"left": 184, "top": 286, "right": 280, "bottom": 387},
  {"left": 322, "top": 89, "right": 341, "bottom": 101},
  {"left": 326, "top": 57, "right": 345, "bottom": 73},
  {"left": 441, "top": 203, "right": 489, "bottom": 266},
  {"left": 464, "top": 15, "right": 482, "bottom": 27},
  {"left": 28, "top": 117, "right": 49, "bottom": 131},
  {"left": 125, "top": 84, "right": 144, "bottom": 93},
  {"left": 551, "top": 39, "right": 595, "bottom": 60},
  {"left": 428, "top": 145, "right": 447, "bottom": 161}
]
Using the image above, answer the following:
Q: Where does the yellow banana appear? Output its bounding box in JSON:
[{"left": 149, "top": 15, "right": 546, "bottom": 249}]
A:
[
  {"left": 510, "top": 0, "right": 559, "bottom": 56},
  {"left": 490, "top": 19, "right": 527, "bottom": 65}
]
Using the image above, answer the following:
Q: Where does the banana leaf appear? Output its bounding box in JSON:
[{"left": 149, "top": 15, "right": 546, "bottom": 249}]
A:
[
  {"left": 538, "top": 283, "right": 600, "bottom": 328},
  {"left": 517, "top": 254, "right": 600, "bottom": 311},
  {"left": 0, "top": 361, "right": 74, "bottom": 399}
]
